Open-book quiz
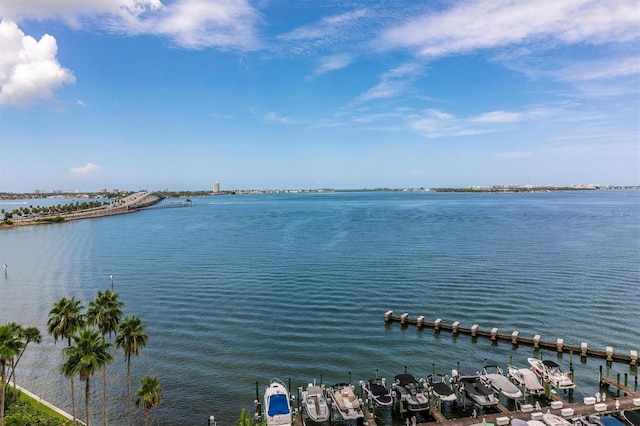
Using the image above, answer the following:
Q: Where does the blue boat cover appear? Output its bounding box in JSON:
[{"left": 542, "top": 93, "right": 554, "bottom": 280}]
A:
[{"left": 268, "top": 394, "right": 290, "bottom": 416}]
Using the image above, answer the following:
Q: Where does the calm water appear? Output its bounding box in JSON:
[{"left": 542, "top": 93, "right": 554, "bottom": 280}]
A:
[{"left": 1, "top": 190, "right": 639, "bottom": 425}]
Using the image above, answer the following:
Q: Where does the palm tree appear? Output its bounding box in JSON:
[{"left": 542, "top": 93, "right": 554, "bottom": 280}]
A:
[
  {"left": 87, "top": 290, "right": 123, "bottom": 426},
  {"left": 62, "top": 328, "right": 113, "bottom": 426},
  {"left": 48, "top": 296, "right": 85, "bottom": 424},
  {"left": 136, "top": 376, "right": 162, "bottom": 426},
  {"left": 114, "top": 316, "right": 148, "bottom": 426},
  {"left": 0, "top": 323, "right": 24, "bottom": 426},
  {"left": 8, "top": 325, "right": 42, "bottom": 386}
]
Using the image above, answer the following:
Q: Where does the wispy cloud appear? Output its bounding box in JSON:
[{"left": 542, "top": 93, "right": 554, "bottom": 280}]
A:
[
  {"left": 381, "top": 0, "right": 639, "bottom": 58},
  {"left": 0, "top": 0, "right": 262, "bottom": 50},
  {"left": 69, "top": 162, "right": 102, "bottom": 176},
  {"left": 355, "top": 62, "right": 425, "bottom": 102},
  {"left": 310, "top": 53, "right": 353, "bottom": 77}
]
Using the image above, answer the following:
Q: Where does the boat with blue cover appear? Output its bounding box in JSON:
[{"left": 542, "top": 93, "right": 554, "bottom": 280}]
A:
[{"left": 264, "top": 378, "right": 292, "bottom": 426}]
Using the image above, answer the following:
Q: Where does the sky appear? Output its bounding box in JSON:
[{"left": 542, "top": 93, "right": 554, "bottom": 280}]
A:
[{"left": 0, "top": 0, "right": 639, "bottom": 192}]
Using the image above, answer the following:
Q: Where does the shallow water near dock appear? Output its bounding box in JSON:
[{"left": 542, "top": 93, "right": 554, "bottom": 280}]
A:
[{"left": 1, "top": 190, "right": 639, "bottom": 425}]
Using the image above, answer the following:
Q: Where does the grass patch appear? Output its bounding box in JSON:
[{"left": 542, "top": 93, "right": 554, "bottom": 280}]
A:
[{"left": 3, "top": 387, "right": 73, "bottom": 426}]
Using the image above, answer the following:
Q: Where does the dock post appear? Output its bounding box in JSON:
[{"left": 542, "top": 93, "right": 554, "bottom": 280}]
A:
[
  {"left": 452, "top": 321, "right": 460, "bottom": 334},
  {"left": 432, "top": 363, "right": 436, "bottom": 377},
  {"left": 556, "top": 338, "right": 564, "bottom": 353},
  {"left": 348, "top": 372, "right": 351, "bottom": 385},
  {"left": 581, "top": 342, "right": 588, "bottom": 358},
  {"left": 298, "top": 386, "right": 302, "bottom": 411},
  {"left": 471, "top": 324, "right": 478, "bottom": 337},
  {"left": 490, "top": 328, "right": 498, "bottom": 342},
  {"left": 511, "top": 331, "right": 519, "bottom": 345},
  {"left": 625, "top": 373, "right": 628, "bottom": 388},
  {"left": 533, "top": 335, "right": 541, "bottom": 349},
  {"left": 434, "top": 318, "right": 442, "bottom": 331},
  {"left": 417, "top": 315, "right": 424, "bottom": 327},
  {"left": 631, "top": 350, "right": 638, "bottom": 366},
  {"left": 617, "top": 373, "right": 621, "bottom": 397},
  {"left": 384, "top": 310, "right": 393, "bottom": 322},
  {"left": 606, "top": 346, "right": 614, "bottom": 362},
  {"left": 400, "top": 313, "right": 409, "bottom": 325},
  {"left": 320, "top": 374, "right": 323, "bottom": 386}
]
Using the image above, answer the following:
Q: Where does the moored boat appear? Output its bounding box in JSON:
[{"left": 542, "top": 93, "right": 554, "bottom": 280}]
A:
[
  {"left": 599, "top": 417, "right": 626, "bottom": 426},
  {"left": 264, "top": 378, "right": 292, "bottom": 426},
  {"left": 301, "top": 383, "right": 330, "bottom": 423},
  {"left": 507, "top": 366, "right": 544, "bottom": 395},
  {"left": 392, "top": 373, "right": 431, "bottom": 412},
  {"left": 542, "top": 411, "right": 571, "bottom": 426},
  {"left": 623, "top": 410, "right": 640, "bottom": 426},
  {"left": 527, "top": 358, "right": 575, "bottom": 390},
  {"left": 329, "top": 383, "right": 364, "bottom": 421},
  {"left": 452, "top": 368, "right": 499, "bottom": 407},
  {"left": 480, "top": 365, "right": 523, "bottom": 400},
  {"left": 426, "top": 374, "right": 457, "bottom": 403},
  {"left": 361, "top": 378, "right": 393, "bottom": 407}
]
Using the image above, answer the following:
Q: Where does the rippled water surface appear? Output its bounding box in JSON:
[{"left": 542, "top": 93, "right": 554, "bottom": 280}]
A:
[{"left": 1, "top": 190, "right": 639, "bottom": 425}]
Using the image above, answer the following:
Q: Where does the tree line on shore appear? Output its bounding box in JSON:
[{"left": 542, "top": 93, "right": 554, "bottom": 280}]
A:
[{"left": 0, "top": 290, "right": 161, "bottom": 426}]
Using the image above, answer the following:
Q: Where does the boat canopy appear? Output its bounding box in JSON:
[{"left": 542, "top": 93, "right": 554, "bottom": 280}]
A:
[
  {"left": 395, "top": 374, "right": 417, "bottom": 385},
  {"left": 267, "top": 394, "right": 290, "bottom": 416},
  {"left": 542, "top": 360, "right": 560, "bottom": 368}
]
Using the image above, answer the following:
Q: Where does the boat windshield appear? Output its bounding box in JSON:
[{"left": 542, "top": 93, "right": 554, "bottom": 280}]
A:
[{"left": 268, "top": 394, "right": 290, "bottom": 416}]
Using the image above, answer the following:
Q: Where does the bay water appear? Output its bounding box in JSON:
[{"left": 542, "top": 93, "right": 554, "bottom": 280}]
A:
[{"left": 1, "top": 190, "right": 639, "bottom": 425}]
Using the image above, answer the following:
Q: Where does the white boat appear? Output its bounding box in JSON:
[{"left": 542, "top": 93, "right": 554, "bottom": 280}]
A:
[
  {"left": 426, "top": 374, "right": 457, "bottom": 403},
  {"left": 573, "top": 415, "right": 604, "bottom": 426},
  {"left": 452, "top": 368, "right": 499, "bottom": 407},
  {"left": 301, "top": 383, "right": 330, "bottom": 423},
  {"left": 392, "top": 373, "right": 431, "bottom": 412},
  {"left": 361, "top": 378, "right": 393, "bottom": 407},
  {"left": 527, "top": 358, "right": 575, "bottom": 390},
  {"left": 510, "top": 419, "right": 529, "bottom": 426},
  {"left": 264, "top": 378, "right": 292, "bottom": 426},
  {"left": 507, "top": 366, "right": 544, "bottom": 395},
  {"left": 329, "top": 383, "right": 364, "bottom": 421},
  {"left": 480, "top": 365, "right": 523, "bottom": 400},
  {"left": 542, "top": 411, "right": 571, "bottom": 426}
]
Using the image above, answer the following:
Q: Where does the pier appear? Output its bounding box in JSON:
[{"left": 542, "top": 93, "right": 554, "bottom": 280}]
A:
[{"left": 384, "top": 311, "right": 639, "bottom": 365}]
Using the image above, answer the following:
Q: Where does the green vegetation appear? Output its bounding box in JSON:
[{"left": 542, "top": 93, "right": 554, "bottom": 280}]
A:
[
  {"left": 1, "top": 290, "right": 154, "bottom": 426},
  {"left": 4, "top": 389, "right": 70, "bottom": 425},
  {"left": 35, "top": 217, "right": 65, "bottom": 223}
]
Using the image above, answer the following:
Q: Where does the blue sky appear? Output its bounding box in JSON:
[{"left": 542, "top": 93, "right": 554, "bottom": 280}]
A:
[{"left": 1, "top": 0, "right": 639, "bottom": 192}]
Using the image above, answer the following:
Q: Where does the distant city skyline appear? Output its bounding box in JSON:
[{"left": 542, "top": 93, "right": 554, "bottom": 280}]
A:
[{"left": 1, "top": 1, "right": 638, "bottom": 193}]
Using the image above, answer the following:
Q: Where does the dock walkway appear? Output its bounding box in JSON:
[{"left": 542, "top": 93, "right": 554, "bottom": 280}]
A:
[
  {"left": 384, "top": 311, "right": 639, "bottom": 365},
  {"left": 424, "top": 394, "right": 640, "bottom": 426}
]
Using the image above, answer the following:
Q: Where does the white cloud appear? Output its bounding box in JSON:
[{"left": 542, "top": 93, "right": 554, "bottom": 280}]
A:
[
  {"left": 382, "top": 0, "right": 640, "bottom": 57},
  {"left": 311, "top": 53, "right": 353, "bottom": 77},
  {"left": 0, "top": 0, "right": 261, "bottom": 50},
  {"left": 0, "top": 20, "right": 75, "bottom": 106},
  {"left": 472, "top": 111, "right": 524, "bottom": 123},
  {"left": 69, "top": 163, "right": 103, "bottom": 176}
]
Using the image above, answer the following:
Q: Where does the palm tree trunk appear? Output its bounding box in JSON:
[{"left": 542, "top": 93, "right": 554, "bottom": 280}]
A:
[
  {"left": 102, "top": 365, "right": 108, "bottom": 426},
  {"left": 71, "top": 377, "right": 77, "bottom": 425},
  {"left": 1, "top": 363, "right": 7, "bottom": 426},
  {"left": 67, "top": 337, "right": 78, "bottom": 425},
  {"left": 144, "top": 407, "right": 149, "bottom": 426},
  {"left": 126, "top": 355, "right": 131, "bottom": 426},
  {"left": 85, "top": 378, "right": 91, "bottom": 426}
]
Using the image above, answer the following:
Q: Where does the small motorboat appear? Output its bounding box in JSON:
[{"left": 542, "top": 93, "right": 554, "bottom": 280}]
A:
[
  {"left": 452, "top": 368, "right": 498, "bottom": 407},
  {"left": 480, "top": 365, "right": 523, "bottom": 400},
  {"left": 599, "top": 417, "right": 627, "bottom": 426},
  {"left": 329, "top": 383, "right": 364, "bottom": 421},
  {"left": 507, "top": 366, "right": 544, "bottom": 395},
  {"left": 510, "top": 419, "right": 529, "bottom": 426},
  {"left": 527, "top": 358, "right": 575, "bottom": 390},
  {"left": 542, "top": 411, "right": 571, "bottom": 426},
  {"left": 623, "top": 410, "right": 640, "bottom": 426},
  {"left": 426, "top": 374, "right": 457, "bottom": 403},
  {"left": 361, "top": 378, "right": 393, "bottom": 407},
  {"left": 301, "top": 383, "right": 330, "bottom": 423},
  {"left": 264, "top": 378, "right": 292, "bottom": 426},
  {"left": 573, "top": 415, "right": 604, "bottom": 426},
  {"left": 392, "top": 373, "right": 430, "bottom": 412}
]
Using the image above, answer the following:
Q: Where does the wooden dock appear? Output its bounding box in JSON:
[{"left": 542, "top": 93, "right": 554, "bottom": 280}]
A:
[
  {"left": 384, "top": 311, "right": 639, "bottom": 365},
  {"left": 424, "top": 394, "right": 640, "bottom": 425}
]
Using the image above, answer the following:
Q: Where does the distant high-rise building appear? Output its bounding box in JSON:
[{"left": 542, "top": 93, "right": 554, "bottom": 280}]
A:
[{"left": 213, "top": 182, "right": 220, "bottom": 193}]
